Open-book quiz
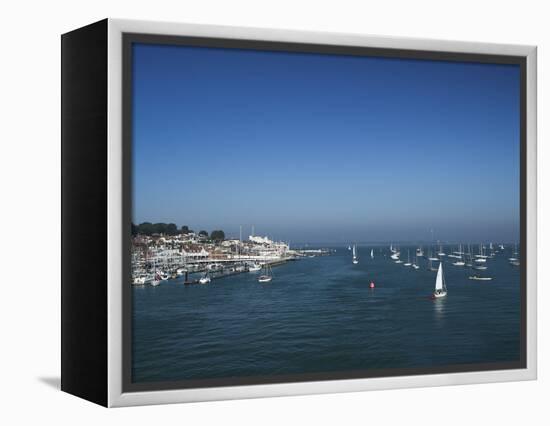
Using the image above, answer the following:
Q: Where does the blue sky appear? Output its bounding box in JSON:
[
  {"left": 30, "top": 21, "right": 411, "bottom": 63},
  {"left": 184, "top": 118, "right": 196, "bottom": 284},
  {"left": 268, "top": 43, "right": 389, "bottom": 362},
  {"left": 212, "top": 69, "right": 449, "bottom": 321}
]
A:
[{"left": 131, "top": 42, "right": 520, "bottom": 244}]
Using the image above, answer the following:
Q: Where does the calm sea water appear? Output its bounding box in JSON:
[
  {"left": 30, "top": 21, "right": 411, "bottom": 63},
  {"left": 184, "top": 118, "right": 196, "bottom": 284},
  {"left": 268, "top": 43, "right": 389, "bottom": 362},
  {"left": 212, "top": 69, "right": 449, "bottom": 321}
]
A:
[{"left": 132, "top": 245, "right": 521, "bottom": 383}]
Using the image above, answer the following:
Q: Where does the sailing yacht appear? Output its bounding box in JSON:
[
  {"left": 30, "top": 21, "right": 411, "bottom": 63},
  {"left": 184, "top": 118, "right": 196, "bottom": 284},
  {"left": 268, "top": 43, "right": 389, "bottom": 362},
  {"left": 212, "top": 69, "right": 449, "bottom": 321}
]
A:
[
  {"left": 404, "top": 250, "right": 412, "bottom": 266},
  {"left": 509, "top": 244, "right": 519, "bottom": 262},
  {"left": 433, "top": 262, "right": 447, "bottom": 298},
  {"left": 428, "top": 247, "right": 439, "bottom": 261},
  {"left": 449, "top": 244, "right": 462, "bottom": 259},
  {"left": 437, "top": 243, "right": 446, "bottom": 257},
  {"left": 258, "top": 262, "right": 273, "bottom": 282},
  {"left": 390, "top": 244, "right": 400, "bottom": 261},
  {"left": 352, "top": 244, "right": 359, "bottom": 264},
  {"left": 370, "top": 248, "right": 374, "bottom": 259},
  {"left": 452, "top": 251, "right": 465, "bottom": 266},
  {"left": 151, "top": 269, "right": 161, "bottom": 286},
  {"left": 475, "top": 243, "right": 488, "bottom": 260},
  {"left": 412, "top": 253, "right": 420, "bottom": 269}
]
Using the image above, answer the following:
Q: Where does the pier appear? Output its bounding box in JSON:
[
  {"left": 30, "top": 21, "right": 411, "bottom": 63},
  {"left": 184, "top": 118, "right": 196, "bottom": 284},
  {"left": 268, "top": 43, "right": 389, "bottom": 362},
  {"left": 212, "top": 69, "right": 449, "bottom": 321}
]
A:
[{"left": 183, "top": 258, "right": 292, "bottom": 285}]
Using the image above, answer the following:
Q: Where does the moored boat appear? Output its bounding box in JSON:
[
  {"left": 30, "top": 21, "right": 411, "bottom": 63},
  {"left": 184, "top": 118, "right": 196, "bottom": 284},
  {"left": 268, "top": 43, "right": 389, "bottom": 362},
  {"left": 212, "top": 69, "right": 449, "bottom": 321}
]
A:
[
  {"left": 248, "top": 262, "right": 261, "bottom": 272},
  {"left": 469, "top": 275, "right": 493, "bottom": 281},
  {"left": 199, "top": 272, "right": 211, "bottom": 284},
  {"left": 258, "top": 262, "right": 273, "bottom": 283},
  {"left": 404, "top": 250, "right": 412, "bottom": 267}
]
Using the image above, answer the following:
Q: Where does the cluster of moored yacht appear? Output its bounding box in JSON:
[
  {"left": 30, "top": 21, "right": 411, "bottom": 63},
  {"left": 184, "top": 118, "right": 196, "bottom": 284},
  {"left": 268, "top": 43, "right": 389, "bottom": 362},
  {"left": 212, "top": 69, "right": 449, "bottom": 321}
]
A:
[
  {"left": 195, "top": 261, "right": 274, "bottom": 284},
  {"left": 132, "top": 259, "right": 271, "bottom": 287},
  {"left": 348, "top": 242, "right": 519, "bottom": 299}
]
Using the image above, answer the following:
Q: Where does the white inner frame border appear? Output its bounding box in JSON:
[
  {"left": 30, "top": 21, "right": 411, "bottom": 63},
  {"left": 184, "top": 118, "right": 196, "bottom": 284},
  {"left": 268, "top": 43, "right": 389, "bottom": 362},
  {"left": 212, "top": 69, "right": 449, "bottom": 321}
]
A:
[{"left": 107, "top": 18, "right": 537, "bottom": 407}]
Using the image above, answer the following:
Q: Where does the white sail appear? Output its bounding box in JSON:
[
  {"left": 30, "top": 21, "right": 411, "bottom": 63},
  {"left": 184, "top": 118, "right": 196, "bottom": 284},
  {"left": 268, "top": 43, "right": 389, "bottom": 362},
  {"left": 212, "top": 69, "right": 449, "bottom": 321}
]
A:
[
  {"left": 435, "top": 262, "right": 444, "bottom": 291},
  {"left": 352, "top": 244, "right": 358, "bottom": 264},
  {"left": 370, "top": 249, "right": 374, "bottom": 259}
]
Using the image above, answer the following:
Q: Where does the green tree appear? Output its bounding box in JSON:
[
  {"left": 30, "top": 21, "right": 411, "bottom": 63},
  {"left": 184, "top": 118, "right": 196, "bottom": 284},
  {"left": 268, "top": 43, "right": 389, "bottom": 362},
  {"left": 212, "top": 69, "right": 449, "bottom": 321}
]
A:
[
  {"left": 210, "top": 230, "right": 225, "bottom": 242},
  {"left": 198, "top": 230, "right": 209, "bottom": 238},
  {"left": 180, "top": 225, "right": 190, "bottom": 234},
  {"left": 166, "top": 223, "right": 178, "bottom": 235},
  {"left": 138, "top": 222, "right": 154, "bottom": 235},
  {"left": 152, "top": 223, "right": 169, "bottom": 235}
]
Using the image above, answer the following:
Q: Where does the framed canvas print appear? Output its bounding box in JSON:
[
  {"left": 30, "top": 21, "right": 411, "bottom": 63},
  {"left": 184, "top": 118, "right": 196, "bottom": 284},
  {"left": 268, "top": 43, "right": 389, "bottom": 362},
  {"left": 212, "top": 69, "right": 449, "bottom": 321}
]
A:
[{"left": 61, "top": 18, "right": 537, "bottom": 407}]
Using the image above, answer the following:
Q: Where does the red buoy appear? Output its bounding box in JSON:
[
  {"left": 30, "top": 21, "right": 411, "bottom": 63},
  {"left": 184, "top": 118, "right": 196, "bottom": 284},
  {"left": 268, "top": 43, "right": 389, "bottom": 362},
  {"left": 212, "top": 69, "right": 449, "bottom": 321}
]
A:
[{"left": 369, "top": 281, "right": 375, "bottom": 289}]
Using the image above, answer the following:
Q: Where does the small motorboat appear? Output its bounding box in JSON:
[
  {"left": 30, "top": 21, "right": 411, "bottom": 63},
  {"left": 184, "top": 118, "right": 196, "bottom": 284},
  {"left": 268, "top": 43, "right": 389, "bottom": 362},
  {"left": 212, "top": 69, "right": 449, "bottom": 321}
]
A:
[
  {"left": 132, "top": 276, "right": 146, "bottom": 286},
  {"left": 248, "top": 263, "right": 261, "bottom": 272}
]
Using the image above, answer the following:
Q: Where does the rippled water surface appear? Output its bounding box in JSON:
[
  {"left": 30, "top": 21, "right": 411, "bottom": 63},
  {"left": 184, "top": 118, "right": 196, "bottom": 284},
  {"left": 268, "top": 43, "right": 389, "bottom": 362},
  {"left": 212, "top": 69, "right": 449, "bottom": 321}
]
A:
[{"left": 132, "top": 246, "right": 521, "bottom": 383}]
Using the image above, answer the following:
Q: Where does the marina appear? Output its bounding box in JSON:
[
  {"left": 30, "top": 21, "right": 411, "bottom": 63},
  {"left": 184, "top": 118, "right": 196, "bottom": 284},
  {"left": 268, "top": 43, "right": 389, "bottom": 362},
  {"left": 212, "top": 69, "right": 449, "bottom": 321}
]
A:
[{"left": 131, "top": 230, "right": 332, "bottom": 286}]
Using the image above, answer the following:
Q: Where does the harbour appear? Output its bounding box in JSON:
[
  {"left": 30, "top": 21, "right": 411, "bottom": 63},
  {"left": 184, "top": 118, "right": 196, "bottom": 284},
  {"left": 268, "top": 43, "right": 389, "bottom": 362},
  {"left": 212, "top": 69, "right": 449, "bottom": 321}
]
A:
[{"left": 132, "top": 240, "right": 521, "bottom": 383}]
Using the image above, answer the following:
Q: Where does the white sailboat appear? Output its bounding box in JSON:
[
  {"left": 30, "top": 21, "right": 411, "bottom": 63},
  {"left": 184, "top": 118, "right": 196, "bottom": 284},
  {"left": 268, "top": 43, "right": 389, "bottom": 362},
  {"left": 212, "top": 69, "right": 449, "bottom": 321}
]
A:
[
  {"left": 449, "top": 244, "right": 462, "bottom": 259},
  {"left": 475, "top": 243, "right": 488, "bottom": 259},
  {"left": 452, "top": 251, "right": 465, "bottom": 266},
  {"left": 412, "top": 253, "right": 420, "bottom": 269},
  {"left": 352, "top": 244, "right": 359, "bottom": 264},
  {"left": 433, "top": 262, "right": 447, "bottom": 298},
  {"left": 258, "top": 262, "right": 273, "bottom": 282},
  {"left": 150, "top": 257, "right": 161, "bottom": 286},
  {"left": 404, "top": 250, "right": 412, "bottom": 266},
  {"left": 151, "top": 270, "right": 161, "bottom": 287},
  {"left": 509, "top": 243, "right": 519, "bottom": 261},
  {"left": 370, "top": 248, "right": 374, "bottom": 259},
  {"left": 392, "top": 247, "right": 402, "bottom": 262}
]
